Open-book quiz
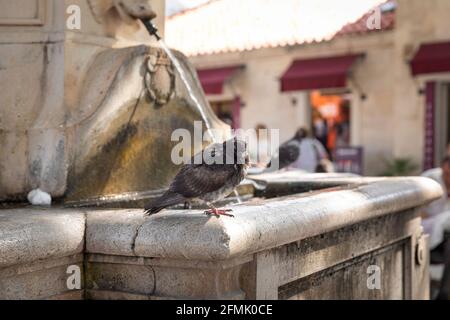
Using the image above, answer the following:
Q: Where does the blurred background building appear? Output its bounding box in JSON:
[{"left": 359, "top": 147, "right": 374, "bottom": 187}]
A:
[{"left": 166, "top": 0, "right": 450, "bottom": 176}]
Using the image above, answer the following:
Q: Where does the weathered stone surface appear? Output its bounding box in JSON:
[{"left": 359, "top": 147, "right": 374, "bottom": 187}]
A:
[
  {"left": 81, "top": 176, "right": 442, "bottom": 299},
  {"left": 86, "top": 209, "right": 145, "bottom": 256},
  {"left": 247, "top": 212, "right": 427, "bottom": 300},
  {"left": 133, "top": 177, "right": 442, "bottom": 260},
  {"left": 0, "top": 208, "right": 85, "bottom": 300},
  {"left": 85, "top": 254, "right": 247, "bottom": 299},
  {"left": 84, "top": 205, "right": 430, "bottom": 300},
  {"left": 247, "top": 171, "right": 380, "bottom": 198},
  {"left": 278, "top": 242, "right": 405, "bottom": 300},
  {"left": 0, "top": 176, "right": 442, "bottom": 300},
  {"left": 0, "top": 209, "right": 85, "bottom": 268},
  {"left": 0, "top": 255, "right": 84, "bottom": 300},
  {"left": 86, "top": 262, "right": 155, "bottom": 295}
]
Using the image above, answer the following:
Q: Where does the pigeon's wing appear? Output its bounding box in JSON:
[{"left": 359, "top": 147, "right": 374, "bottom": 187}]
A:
[
  {"left": 169, "top": 164, "right": 235, "bottom": 198},
  {"left": 267, "top": 140, "right": 300, "bottom": 169}
]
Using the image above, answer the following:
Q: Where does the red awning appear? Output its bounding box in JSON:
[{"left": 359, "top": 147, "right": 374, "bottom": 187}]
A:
[
  {"left": 280, "top": 54, "right": 363, "bottom": 92},
  {"left": 197, "top": 66, "right": 243, "bottom": 95},
  {"left": 411, "top": 41, "right": 450, "bottom": 76}
]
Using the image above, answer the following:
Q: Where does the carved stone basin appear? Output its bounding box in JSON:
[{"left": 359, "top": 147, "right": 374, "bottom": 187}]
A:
[
  {"left": 64, "top": 45, "right": 228, "bottom": 205},
  {"left": 0, "top": 176, "right": 442, "bottom": 299}
]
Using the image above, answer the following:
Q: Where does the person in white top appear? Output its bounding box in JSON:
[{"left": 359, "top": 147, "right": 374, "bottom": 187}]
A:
[
  {"left": 289, "top": 128, "right": 329, "bottom": 173},
  {"left": 421, "top": 156, "right": 450, "bottom": 250}
]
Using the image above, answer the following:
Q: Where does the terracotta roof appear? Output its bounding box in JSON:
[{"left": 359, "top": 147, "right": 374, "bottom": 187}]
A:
[
  {"left": 336, "top": 0, "right": 396, "bottom": 36},
  {"left": 165, "top": 0, "right": 388, "bottom": 56}
]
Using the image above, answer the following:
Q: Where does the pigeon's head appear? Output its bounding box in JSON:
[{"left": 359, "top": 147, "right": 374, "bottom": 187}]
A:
[{"left": 223, "top": 138, "right": 249, "bottom": 166}]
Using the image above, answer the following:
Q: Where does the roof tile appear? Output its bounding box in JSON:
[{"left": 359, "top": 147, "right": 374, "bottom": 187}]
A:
[
  {"left": 166, "top": 0, "right": 390, "bottom": 56},
  {"left": 336, "top": 1, "right": 395, "bottom": 36}
]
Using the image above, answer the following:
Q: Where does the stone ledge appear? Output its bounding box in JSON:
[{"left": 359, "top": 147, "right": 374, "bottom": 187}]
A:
[
  {"left": 1, "top": 177, "right": 442, "bottom": 266},
  {"left": 86, "top": 177, "right": 442, "bottom": 261},
  {"left": 0, "top": 208, "right": 85, "bottom": 268},
  {"left": 86, "top": 209, "right": 145, "bottom": 257},
  {"left": 0, "top": 176, "right": 442, "bottom": 299}
]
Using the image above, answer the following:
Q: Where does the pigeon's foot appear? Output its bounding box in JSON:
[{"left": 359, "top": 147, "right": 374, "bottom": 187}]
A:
[{"left": 204, "top": 208, "right": 234, "bottom": 218}]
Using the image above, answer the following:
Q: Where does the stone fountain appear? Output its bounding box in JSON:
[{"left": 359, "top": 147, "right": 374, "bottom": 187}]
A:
[
  {"left": 0, "top": 0, "right": 444, "bottom": 300},
  {"left": 0, "top": 0, "right": 227, "bottom": 207}
]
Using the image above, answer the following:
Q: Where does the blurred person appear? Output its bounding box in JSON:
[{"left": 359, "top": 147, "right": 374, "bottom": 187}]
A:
[
  {"left": 447, "top": 143, "right": 450, "bottom": 155},
  {"left": 291, "top": 127, "right": 331, "bottom": 173},
  {"left": 422, "top": 155, "right": 450, "bottom": 300},
  {"left": 421, "top": 156, "right": 450, "bottom": 251}
]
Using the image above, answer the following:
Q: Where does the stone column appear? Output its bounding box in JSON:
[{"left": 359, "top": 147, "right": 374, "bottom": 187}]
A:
[{"left": 0, "top": 0, "right": 66, "bottom": 200}]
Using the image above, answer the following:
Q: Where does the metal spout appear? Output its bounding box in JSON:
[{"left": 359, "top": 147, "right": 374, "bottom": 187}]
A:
[{"left": 141, "top": 19, "right": 161, "bottom": 41}]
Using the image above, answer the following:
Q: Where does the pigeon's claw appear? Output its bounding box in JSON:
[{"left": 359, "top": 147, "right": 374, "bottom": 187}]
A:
[{"left": 204, "top": 208, "right": 234, "bottom": 218}]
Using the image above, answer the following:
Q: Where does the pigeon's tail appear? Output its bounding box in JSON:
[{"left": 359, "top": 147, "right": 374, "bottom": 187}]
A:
[{"left": 144, "top": 192, "right": 186, "bottom": 215}]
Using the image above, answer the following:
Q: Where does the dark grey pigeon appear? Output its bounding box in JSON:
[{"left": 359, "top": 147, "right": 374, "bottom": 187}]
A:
[
  {"left": 266, "top": 128, "right": 306, "bottom": 170},
  {"left": 144, "top": 138, "right": 249, "bottom": 217}
]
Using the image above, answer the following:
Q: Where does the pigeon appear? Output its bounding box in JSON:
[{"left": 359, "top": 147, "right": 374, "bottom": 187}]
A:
[
  {"left": 266, "top": 128, "right": 306, "bottom": 170},
  {"left": 144, "top": 137, "right": 249, "bottom": 217}
]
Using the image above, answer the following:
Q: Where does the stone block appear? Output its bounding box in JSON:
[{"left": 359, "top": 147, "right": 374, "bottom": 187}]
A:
[{"left": 0, "top": 209, "right": 85, "bottom": 268}]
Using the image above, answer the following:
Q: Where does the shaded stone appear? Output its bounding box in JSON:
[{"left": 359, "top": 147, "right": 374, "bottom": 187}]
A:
[{"left": 0, "top": 255, "right": 84, "bottom": 300}]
